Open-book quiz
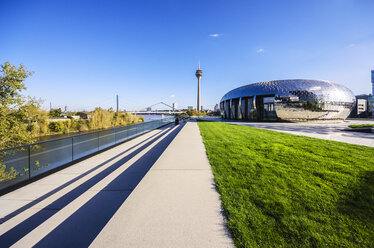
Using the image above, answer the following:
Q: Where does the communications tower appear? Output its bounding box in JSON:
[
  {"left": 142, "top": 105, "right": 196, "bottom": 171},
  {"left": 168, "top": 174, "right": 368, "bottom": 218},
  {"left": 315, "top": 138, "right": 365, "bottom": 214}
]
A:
[{"left": 195, "top": 61, "right": 203, "bottom": 111}]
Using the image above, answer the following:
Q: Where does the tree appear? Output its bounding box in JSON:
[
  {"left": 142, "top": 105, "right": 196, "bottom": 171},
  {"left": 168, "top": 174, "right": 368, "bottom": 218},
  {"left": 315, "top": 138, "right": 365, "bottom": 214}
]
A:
[
  {"left": 49, "top": 108, "right": 62, "bottom": 117},
  {"left": 186, "top": 109, "right": 204, "bottom": 117},
  {"left": 0, "top": 62, "right": 35, "bottom": 149}
]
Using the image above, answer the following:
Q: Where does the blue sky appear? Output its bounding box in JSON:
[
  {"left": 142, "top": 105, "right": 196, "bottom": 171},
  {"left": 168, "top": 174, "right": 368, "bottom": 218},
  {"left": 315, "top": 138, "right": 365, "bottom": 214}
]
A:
[{"left": 1, "top": 0, "right": 374, "bottom": 111}]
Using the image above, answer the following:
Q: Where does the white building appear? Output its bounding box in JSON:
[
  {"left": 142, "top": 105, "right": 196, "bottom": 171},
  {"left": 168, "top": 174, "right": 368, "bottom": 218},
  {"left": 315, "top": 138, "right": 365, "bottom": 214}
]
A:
[{"left": 357, "top": 99, "right": 367, "bottom": 115}]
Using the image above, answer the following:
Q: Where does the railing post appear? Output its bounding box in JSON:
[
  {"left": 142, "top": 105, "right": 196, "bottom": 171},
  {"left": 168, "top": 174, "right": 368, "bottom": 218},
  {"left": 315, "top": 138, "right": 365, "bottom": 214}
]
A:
[
  {"left": 114, "top": 127, "right": 117, "bottom": 144},
  {"left": 97, "top": 131, "right": 100, "bottom": 151},
  {"left": 72, "top": 137, "right": 74, "bottom": 161},
  {"left": 28, "top": 145, "right": 31, "bottom": 179}
]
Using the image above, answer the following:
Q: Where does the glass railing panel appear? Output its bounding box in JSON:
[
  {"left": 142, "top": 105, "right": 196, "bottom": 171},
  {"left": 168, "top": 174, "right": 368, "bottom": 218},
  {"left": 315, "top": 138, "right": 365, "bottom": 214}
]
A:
[
  {"left": 127, "top": 125, "right": 138, "bottom": 139},
  {"left": 0, "top": 147, "right": 29, "bottom": 190},
  {"left": 30, "top": 138, "right": 73, "bottom": 177},
  {"left": 154, "top": 120, "right": 161, "bottom": 129},
  {"left": 148, "top": 121, "right": 155, "bottom": 131},
  {"left": 138, "top": 122, "right": 145, "bottom": 134},
  {"left": 144, "top": 121, "right": 151, "bottom": 132},
  {"left": 115, "top": 125, "right": 129, "bottom": 144},
  {"left": 73, "top": 132, "right": 99, "bottom": 160},
  {"left": 0, "top": 118, "right": 174, "bottom": 192},
  {"left": 98, "top": 129, "right": 116, "bottom": 150}
]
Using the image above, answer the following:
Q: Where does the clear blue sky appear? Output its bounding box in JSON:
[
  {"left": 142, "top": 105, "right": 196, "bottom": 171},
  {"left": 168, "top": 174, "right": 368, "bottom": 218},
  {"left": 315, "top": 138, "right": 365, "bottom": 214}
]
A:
[{"left": 1, "top": 0, "right": 374, "bottom": 111}]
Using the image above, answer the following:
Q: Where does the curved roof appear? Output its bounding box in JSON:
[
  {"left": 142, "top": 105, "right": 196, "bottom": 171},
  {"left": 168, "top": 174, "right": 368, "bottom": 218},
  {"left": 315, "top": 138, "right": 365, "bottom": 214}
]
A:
[{"left": 220, "top": 79, "right": 355, "bottom": 103}]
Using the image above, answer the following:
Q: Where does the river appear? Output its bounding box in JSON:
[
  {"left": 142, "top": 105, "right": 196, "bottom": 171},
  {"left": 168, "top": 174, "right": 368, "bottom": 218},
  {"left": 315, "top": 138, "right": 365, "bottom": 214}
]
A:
[{"left": 37, "top": 114, "right": 172, "bottom": 142}]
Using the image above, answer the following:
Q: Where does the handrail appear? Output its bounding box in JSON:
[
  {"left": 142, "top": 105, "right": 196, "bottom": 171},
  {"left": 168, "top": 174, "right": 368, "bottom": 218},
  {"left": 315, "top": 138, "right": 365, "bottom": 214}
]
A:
[
  {"left": 0, "top": 117, "right": 175, "bottom": 193},
  {"left": 0, "top": 120, "right": 158, "bottom": 152}
]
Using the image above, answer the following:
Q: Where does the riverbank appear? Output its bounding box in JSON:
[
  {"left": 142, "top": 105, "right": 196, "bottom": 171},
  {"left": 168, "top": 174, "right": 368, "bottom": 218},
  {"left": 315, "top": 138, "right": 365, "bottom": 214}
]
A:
[{"left": 36, "top": 114, "right": 165, "bottom": 142}]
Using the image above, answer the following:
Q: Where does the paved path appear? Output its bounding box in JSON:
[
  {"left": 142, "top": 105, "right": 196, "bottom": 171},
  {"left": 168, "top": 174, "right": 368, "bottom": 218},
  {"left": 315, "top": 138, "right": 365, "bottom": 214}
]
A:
[
  {"left": 230, "top": 120, "right": 374, "bottom": 147},
  {"left": 0, "top": 121, "right": 233, "bottom": 248},
  {"left": 200, "top": 117, "right": 374, "bottom": 147},
  {"left": 91, "top": 121, "right": 233, "bottom": 248}
]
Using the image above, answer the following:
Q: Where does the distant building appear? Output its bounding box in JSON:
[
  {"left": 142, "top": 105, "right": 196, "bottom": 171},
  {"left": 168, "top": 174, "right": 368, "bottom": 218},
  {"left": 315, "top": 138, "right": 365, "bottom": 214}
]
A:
[
  {"left": 78, "top": 112, "right": 91, "bottom": 119},
  {"left": 357, "top": 99, "right": 367, "bottom": 115},
  {"left": 48, "top": 117, "right": 69, "bottom": 122},
  {"left": 172, "top": 103, "right": 177, "bottom": 112},
  {"left": 221, "top": 79, "right": 355, "bottom": 121},
  {"left": 146, "top": 107, "right": 152, "bottom": 111},
  {"left": 349, "top": 94, "right": 372, "bottom": 118},
  {"left": 68, "top": 116, "right": 80, "bottom": 120},
  {"left": 371, "top": 70, "right": 374, "bottom": 117},
  {"left": 371, "top": 70, "right": 374, "bottom": 95},
  {"left": 214, "top": 104, "right": 219, "bottom": 112},
  {"left": 188, "top": 106, "right": 193, "bottom": 110}
]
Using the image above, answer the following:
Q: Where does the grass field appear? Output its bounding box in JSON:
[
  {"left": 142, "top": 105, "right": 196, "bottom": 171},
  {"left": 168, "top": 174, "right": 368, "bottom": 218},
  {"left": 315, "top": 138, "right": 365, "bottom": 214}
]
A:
[
  {"left": 198, "top": 121, "right": 374, "bottom": 248},
  {"left": 349, "top": 124, "right": 374, "bottom": 128}
]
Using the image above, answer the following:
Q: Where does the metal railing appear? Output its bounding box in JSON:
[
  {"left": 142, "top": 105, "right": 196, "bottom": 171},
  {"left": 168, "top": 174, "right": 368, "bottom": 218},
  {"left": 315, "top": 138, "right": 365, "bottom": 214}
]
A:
[{"left": 0, "top": 117, "right": 174, "bottom": 192}]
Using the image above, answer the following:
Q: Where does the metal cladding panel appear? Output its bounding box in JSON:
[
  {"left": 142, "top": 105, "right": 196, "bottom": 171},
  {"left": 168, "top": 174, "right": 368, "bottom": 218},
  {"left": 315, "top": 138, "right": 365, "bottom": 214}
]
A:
[
  {"left": 371, "top": 70, "right": 374, "bottom": 96},
  {"left": 220, "top": 79, "right": 356, "bottom": 121}
]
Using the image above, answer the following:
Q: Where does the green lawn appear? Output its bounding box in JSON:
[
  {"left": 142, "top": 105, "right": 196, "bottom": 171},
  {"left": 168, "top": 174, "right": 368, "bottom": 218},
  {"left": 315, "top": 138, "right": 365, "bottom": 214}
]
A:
[
  {"left": 348, "top": 124, "right": 374, "bottom": 128},
  {"left": 198, "top": 121, "right": 374, "bottom": 248}
]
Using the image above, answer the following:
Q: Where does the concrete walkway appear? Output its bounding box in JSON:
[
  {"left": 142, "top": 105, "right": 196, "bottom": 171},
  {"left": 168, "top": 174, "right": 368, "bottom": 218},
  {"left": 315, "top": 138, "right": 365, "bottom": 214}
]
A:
[
  {"left": 0, "top": 121, "right": 233, "bottom": 248},
  {"left": 230, "top": 120, "right": 374, "bottom": 147},
  {"left": 200, "top": 117, "right": 374, "bottom": 147},
  {"left": 90, "top": 121, "right": 233, "bottom": 248}
]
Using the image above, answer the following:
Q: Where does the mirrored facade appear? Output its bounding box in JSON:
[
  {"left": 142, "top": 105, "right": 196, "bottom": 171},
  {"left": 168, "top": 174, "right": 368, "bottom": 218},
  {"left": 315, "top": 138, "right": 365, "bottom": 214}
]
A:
[{"left": 220, "top": 79, "right": 355, "bottom": 121}]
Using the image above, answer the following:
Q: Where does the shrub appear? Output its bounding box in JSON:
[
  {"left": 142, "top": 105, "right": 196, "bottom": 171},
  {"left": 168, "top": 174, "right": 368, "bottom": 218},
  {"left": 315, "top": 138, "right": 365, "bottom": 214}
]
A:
[{"left": 48, "top": 121, "right": 65, "bottom": 132}]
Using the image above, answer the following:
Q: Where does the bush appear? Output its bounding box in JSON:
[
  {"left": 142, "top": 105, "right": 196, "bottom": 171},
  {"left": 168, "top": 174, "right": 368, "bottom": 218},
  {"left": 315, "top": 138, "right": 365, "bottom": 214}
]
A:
[
  {"left": 62, "top": 126, "right": 69, "bottom": 134},
  {"left": 63, "top": 120, "right": 71, "bottom": 129},
  {"left": 48, "top": 121, "right": 65, "bottom": 132},
  {"left": 186, "top": 109, "right": 205, "bottom": 116},
  {"left": 39, "top": 120, "right": 49, "bottom": 135},
  {"left": 70, "top": 119, "right": 79, "bottom": 130},
  {"left": 77, "top": 120, "right": 89, "bottom": 131}
]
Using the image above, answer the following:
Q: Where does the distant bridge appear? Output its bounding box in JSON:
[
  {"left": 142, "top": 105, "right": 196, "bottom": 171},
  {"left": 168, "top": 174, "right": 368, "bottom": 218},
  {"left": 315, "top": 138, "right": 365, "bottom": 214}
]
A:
[
  {"left": 127, "top": 111, "right": 185, "bottom": 115},
  {"left": 127, "top": 102, "right": 186, "bottom": 115}
]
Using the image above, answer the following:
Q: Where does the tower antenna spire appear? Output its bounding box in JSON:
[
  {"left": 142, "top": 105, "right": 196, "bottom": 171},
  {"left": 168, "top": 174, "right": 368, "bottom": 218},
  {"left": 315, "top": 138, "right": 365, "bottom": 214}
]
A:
[{"left": 195, "top": 61, "right": 203, "bottom": 111}]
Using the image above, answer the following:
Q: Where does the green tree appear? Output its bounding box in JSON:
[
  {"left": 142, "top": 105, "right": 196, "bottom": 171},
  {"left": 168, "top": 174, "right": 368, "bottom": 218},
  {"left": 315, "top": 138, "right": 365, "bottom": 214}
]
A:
[
  {"left": 23, "top": 97, "right": 49, "bottom": 136},
  {"left": 0, "top": 62, "right": 35, "bottom": 149},
  {"left": 49, "top": 108, "right": 62, "bottom": 117}
]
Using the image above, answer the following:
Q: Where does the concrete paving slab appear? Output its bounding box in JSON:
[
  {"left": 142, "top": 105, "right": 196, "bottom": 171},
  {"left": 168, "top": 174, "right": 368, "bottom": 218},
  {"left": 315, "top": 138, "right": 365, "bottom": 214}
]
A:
[
  {"left": 91, "top": 170, "right": 231, "bottom": 248},
  {"left": 8, "top": 125, "right": 179, "bottom": 248},
  {"left": 91, "top": 121, "right": 234, "bottom": 248},
  {"left": 154, "top": 123, "right": 212, "bottom": 171},
  {"left": 0, "top": 127, "right": 170, "bottom": 241},
  {"left": 0, "top": 122, "right": 233, "bottom": 248},
  {"left": 0, "top": 199, "right": 34, "bottom": 220},
  {"left": 1, "top": 184, "right": 64, "bottom": 201},
  {"left": 33, "top": 173, "right": 79, "bottom": 185}
]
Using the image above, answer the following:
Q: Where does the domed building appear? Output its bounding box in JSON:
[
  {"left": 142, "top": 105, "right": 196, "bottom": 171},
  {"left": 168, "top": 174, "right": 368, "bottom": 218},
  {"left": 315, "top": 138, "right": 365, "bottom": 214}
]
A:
[{"left": 220, "top": 79, "right": 355, "bottom": 121}]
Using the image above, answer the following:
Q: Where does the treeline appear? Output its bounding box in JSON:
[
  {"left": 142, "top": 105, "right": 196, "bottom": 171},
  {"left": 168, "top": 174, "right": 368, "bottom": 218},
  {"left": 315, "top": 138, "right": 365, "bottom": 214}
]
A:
[
  {"left": 46, "top": 109, "right": 144, "bottom": 134},
  {"left": 0, "top": 62, "right": 143, "bottom": 150}
]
